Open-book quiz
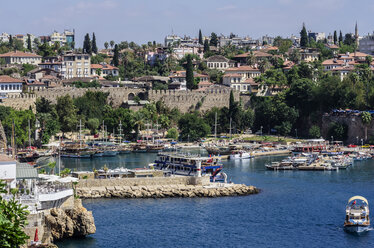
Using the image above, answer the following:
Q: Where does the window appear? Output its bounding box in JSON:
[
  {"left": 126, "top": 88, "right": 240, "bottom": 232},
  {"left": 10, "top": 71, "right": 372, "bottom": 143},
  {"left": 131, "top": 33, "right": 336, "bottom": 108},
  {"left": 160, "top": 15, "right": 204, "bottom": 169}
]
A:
[
  {"left": 77, "top": 56, "right": 82, "bottom": 60},
  {"left": 1, "top": 85, "right": 3, "bottom": 90},
  {"left": 85, "top": 56, "right": 89, "bottom": 60}
]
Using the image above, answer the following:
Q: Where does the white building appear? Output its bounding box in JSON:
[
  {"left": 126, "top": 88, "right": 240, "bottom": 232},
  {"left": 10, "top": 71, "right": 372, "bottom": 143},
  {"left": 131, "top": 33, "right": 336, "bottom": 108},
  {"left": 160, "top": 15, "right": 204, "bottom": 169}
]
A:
[
  {"left": 359, "top": 34, "right": 374, "bottom": 55},
  {"left": 0, "top": 155, "right": 17, "bottom": 188},
  {"left": 206, "top": 55, "right": 235, "bottom": 71},
  {"left": 173, "top": 45, "right": 203, "bottom": 59},
  {"left": 0, "top": 51, "right": 42, "bottom": 65},
  {"left": 0, "top": 75, "right": 23, "bottom": 95},
  {"left": 0, "top": 32, "right": 10, "bottom": 43},
  {"left": 62, "top": 53, "right": 91, "bottom": 79},
  {"left": 165, "top": 34, "right": 182, "bottom": 46},
  {"left": 91, "top": 64, "right": 119, "bottom": 77}
]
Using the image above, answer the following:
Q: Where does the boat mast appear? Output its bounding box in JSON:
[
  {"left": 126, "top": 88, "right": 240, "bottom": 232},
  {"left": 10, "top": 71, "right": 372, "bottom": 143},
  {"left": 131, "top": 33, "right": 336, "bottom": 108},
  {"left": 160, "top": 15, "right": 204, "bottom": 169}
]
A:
[
  {"left": 118, "top": 120, "right": 123, "bottom": 144},
  {"left": 145, "top": 123, "right": 152, "bottom": 145},
  {"left": 214, "top": 111, "right": 217, "bottom": 140},
  {"left": 229, "top": 117, "right": 232, "bottom": 139},
  {"left": 58, "top": 135, "right": 61, "bottom": 175},
  {"left": 11, "top": 119, "right": 15, "bottom": 159},
  {"left": 77, "top": 119, "right": 83, "bottom": 148},
  {"left": 102, "top": 120, "right": 105, "bottom": 142},
  {"left": 28, "top": 119, "right": 31, "bottom": 148}
]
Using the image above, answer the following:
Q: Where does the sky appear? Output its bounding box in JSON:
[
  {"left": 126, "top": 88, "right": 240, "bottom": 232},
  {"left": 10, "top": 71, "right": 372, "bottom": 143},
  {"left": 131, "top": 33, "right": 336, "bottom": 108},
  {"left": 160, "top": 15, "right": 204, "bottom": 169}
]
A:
[{"left": 0, "top": 0, "right": 373, "bottom": 48}]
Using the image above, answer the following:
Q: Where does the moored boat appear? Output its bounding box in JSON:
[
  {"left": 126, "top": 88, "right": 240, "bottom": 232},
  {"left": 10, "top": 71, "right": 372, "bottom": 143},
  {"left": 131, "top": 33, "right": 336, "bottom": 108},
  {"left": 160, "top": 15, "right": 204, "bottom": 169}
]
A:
[
  {"left": 229, "top": 150, "right": 251, "bottom": 160},
  {"left": 344, "top": 196, "right": 370, "bottom": 233}
]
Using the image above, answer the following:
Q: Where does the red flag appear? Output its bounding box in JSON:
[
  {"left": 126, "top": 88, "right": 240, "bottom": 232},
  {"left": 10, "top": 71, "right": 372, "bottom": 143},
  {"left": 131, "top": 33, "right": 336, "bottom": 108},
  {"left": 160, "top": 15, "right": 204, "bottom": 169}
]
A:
[{"left": 34, "top": 228, "right": 39, "bottom": 242}]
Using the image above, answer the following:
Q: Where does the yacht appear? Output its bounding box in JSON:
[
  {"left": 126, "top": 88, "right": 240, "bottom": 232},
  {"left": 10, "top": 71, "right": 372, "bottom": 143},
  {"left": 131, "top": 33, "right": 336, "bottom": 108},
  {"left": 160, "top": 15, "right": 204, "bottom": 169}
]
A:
[
  {"left": 150, "top": 152, "right": 227, "bottom": 182},
  {"left": 229, "top": 150, "right": 251, "bottom": 160},
  {"left": 344, "top": 196, "right": 370, "bottom": 233}
]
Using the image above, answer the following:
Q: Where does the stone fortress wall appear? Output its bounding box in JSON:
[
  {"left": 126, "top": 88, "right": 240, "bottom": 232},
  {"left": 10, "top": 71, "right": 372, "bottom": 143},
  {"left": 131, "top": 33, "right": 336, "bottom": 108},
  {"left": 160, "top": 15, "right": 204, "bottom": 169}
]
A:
[
  {"left": 1, "top": 93, "right": 36, "bottom": 112},
  {"left": 1, "top": 86, "right": 244, "bottom": 113}
]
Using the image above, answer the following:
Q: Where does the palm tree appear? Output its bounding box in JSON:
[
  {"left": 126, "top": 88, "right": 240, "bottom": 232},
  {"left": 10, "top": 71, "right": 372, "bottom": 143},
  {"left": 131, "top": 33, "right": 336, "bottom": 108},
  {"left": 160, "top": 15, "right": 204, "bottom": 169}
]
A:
[
  {"left": 110, "top": 40, "right": 115, "bottom": 49},
  {"left": 133, "top": 111, "right": 145, "bottom": 139},
  {"left": 361, "top": 111, "right": 372, "bottom": 141},
  {"left": 103, "top": 164, "right": 109, "bottom": 179},
  {"left": 259, "top": 59, "right": 271, "bottom": 73},
  {"left": 48, "top": 162, "right": 56, "bottom": 175},
  {"left": 104, "top": 42, "right": 109, "bottom": 50},
  {"left": 246, "top": 51, "right": 256, "bottom": 66}
]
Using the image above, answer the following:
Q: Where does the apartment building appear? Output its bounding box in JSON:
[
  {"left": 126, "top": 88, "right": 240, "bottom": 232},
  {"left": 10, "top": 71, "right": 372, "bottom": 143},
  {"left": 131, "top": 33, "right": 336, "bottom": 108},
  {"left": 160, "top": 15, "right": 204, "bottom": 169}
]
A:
[{"left": 62, "top": 53, "right": 91, "bottom": 79}]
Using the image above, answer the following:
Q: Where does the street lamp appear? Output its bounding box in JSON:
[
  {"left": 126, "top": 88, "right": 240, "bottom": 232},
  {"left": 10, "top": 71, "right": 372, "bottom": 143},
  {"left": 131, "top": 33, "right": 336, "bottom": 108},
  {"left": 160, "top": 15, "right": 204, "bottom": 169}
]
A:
[
  {"left": 260, "top": 126, "right": 263, "bottom": 136},
  {"left": 361, "top": 138, "right": 363, "bottom": 148},
  {"left": 331, "top": 136, "right": 334, "bottom": 146},
  {"left": 356, "top": 136, "right": 359, "bottom": 145}
]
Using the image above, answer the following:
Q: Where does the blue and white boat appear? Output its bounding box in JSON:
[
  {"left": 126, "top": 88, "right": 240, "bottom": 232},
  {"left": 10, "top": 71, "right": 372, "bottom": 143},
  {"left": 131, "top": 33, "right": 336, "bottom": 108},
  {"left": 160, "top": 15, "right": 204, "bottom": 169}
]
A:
[
  {"left": 150, "top": 152, "right": 227, "bottom": 182},
  {"left": 344, "top": 196, "right": 370, "bottom": 233}
]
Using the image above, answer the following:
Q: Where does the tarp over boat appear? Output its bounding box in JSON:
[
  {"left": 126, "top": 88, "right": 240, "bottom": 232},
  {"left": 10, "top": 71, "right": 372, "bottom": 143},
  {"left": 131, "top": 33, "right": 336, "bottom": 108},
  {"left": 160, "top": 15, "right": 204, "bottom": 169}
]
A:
[{"left": 348, "top": 196, "right": 369, "bottom": 205}]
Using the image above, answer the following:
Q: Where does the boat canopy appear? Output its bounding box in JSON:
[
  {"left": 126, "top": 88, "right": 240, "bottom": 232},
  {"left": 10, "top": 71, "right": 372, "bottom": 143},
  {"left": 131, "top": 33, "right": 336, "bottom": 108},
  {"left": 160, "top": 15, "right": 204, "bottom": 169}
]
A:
[{"left": 348, "top": 196, "right": 369, "bottom": 205}]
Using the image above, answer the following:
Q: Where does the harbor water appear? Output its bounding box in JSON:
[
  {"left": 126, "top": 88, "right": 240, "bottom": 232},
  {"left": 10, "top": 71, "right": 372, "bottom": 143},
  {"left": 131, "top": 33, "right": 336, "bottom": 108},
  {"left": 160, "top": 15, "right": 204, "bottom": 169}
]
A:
[{"left": 55, "top": 150, "right": 374, "bottom": 247}]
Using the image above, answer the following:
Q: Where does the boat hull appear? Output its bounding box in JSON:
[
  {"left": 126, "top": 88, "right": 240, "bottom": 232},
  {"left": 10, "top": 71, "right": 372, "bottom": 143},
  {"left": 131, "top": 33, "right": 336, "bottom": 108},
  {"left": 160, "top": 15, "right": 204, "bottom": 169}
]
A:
[{"left": 344, "top": 225, "right": 370, "bottom": 233}]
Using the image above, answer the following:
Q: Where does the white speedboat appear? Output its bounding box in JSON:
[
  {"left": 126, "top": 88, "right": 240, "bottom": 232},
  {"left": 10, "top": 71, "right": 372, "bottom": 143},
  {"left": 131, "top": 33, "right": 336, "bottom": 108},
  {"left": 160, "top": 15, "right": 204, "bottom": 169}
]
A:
[
  {"left": 229, "top": 150, "right": 251, "bottom": 160},
  {"left": 344, "top": 196, "right": 370, "bottom": 233}
]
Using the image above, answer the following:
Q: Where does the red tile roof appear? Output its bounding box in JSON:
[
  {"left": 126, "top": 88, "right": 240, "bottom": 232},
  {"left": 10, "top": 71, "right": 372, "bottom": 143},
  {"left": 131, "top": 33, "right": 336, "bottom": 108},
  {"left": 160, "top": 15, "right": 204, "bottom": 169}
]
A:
[
  {"left": 0, "top": 75, "right": 23, "bottom": 83},
  {"left": 91, "top": 64, "right": 119, "bottom": 70},
  {"left": 225, "top": 66, "right": 260, "bottom": 72},
  {"left": 0, "top": 51, "right": 41, "bottom": 58}
]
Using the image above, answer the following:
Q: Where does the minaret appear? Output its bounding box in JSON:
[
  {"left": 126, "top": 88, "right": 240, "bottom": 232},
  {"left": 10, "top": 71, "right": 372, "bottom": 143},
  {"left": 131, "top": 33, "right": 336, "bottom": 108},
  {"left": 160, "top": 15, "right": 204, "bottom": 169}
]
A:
[{"left": 355, "top": 22, "right": 359, "bottom": 48}]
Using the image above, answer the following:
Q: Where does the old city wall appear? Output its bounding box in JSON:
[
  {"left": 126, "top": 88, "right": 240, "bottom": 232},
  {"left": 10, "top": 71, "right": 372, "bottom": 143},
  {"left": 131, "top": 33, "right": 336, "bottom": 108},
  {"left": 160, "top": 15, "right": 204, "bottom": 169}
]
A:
[
  {"left": 32, "top": 87, "right": 147, "bottom": 108},
  {"left": 321, "top": 114, "right": 374, "bottom": 144},
  {"left": 1, "top": 93, "right": 36, "bottom": 112},
  {"left": 149, "top": 89, "right": 242, "bottom": 113}
]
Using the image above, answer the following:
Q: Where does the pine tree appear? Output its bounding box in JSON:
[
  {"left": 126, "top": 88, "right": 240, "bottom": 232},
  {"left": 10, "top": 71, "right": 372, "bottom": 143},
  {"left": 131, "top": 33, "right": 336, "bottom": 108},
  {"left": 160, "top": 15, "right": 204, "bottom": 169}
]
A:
[
  {"left": 198, "top": 29, "right": 203, "bottom": 45},
  {"left": 83, "top": 33, "right": 92, "bottom": 54},
  {"left": 203, "top": 39, "right": 210, "bottom": 53},
  {"left": 210, "top": 32, "right": 218, "bottom": 47},
  {"left": 92, "top": 32, "right": 98, "bottom": 54},
  {"left": 9, "top": 35, "right": 13, "bottom": 48},
  {"left": 27, "top": 34, "right": 32, "bottom": 51},
  {"left": 300, "top": 23, "right": 309, "bottom": 47},
  {"left": 186, "top": 55, "right": 194, "bottom": 90},
  {"left": 333, "top": 31, "right": 337, "bottom": 45},
  {"left": 339, "top": 31, "right": 343, "bottom": 44},
  {"left": 113, "top": 44, "right": 119, "bottom": 66}
]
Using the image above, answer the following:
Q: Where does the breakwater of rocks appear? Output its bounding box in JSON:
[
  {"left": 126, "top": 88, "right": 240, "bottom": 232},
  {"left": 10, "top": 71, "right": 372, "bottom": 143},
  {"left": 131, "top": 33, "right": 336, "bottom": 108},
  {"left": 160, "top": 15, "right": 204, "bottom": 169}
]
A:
[{"left": 77, "top": 184, "right": 259, "bottom": 199}]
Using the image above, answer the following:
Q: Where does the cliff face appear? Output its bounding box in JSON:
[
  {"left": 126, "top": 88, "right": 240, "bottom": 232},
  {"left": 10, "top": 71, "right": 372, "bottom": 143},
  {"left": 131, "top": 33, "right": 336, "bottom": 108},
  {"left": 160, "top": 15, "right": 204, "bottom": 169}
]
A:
[{"left": 44, "top": 199, "right": 96, "bottom": 242}]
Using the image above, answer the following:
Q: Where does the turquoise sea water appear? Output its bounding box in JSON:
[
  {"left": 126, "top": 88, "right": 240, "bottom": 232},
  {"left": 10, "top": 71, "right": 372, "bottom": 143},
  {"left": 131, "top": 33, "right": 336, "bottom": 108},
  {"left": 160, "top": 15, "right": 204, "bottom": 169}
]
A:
[{"left": 55, "top": 151, "right": 374, "bottom": 248}]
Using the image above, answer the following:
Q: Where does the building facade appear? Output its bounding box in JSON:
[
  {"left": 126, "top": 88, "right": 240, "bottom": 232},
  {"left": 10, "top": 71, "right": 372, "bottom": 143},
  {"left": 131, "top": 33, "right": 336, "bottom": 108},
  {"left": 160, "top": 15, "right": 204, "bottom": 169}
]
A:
[
  {"left": 0, "top": 75, "right": 23, "bottom": 95},
  {"left": 62, "top": 53, "right": 91, "bottom": 79},
  {"left": 0, "top": 51, "right": 42, "bottom": 65}
]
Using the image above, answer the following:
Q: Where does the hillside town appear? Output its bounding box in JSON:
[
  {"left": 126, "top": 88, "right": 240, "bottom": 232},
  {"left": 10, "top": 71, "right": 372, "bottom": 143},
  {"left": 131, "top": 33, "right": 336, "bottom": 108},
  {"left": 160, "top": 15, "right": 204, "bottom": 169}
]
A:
[{"left": 2, "top": 18, "right": 374, "bottom": 247}]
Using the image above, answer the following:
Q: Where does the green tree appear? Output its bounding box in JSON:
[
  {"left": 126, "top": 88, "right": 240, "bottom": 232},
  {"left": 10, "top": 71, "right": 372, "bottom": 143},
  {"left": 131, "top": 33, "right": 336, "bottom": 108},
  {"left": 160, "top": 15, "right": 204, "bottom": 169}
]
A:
[
  {"left": 275, "top": 121, "right": 292, "bottom": 137},
  {"left": 309, "top": 125, "right": 321, "bottom": 138},
  {"left": 333, "top": 30, "right": 337, "bottom": 45},
  {"left": 92, "top": 32, "right": 98, "bottom": 54},
  {"left": 178, "top": 113, "right": 210, "bottom": 141},
  {"left": 203, "top": 39, "right": 210, "bottom": 53},
  {"left": 48, "top": 161, "right": 56, "bottom": 175},
  {"left": 361, "top": 111, "right": 372, "bottom": 140},
  {"left": 185, "top": 54, "right": 195, "bottom": 90},
  {"left": 166, "top": 127, "right": 179, "bottom": 140},
  {"left": 110, "top": 40, "right": 115, "bottom": 49},
  {"left": 56, "top": 95, "right": 78, "bottom": 134},
  {"left": 86, "top": 118, "right": 100, "bottom": 134},
  {"left": 0, "top": 181, "right": 30, "bottom": 248},
  {"left": 104, "top": 42, "right": 109, "bottom": 50},
  {"left": 339, "top": 31, "right": 343, "bottom": 44},
  {"left": 83, "top": 33, "right": 92, "bottom": 54},
  {"left": 210, "top": 32, "right": 218, "bottom": 47},
  {"left": 113, "top": 44, "right": 119, "bottom": 67},
  {"left": 328, "top": 122, "right": 348, "bottom": 142},
  {"left": 198, "top": 29, "right": 203, "bottom": 45},
  {"left": 27, "top": 34, "right": 32, "bottom": 51},
  {"left": 300, "top": 23, "right": 309, "bottom": 47},
  {"left": 8, "top": 35, "right": 13, "bottom": 48}
]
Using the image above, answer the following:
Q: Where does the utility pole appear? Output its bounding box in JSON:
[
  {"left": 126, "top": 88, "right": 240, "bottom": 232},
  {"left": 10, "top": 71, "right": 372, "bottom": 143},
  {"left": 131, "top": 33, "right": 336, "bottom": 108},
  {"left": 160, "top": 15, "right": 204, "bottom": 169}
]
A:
[{"left": 229, "top": 117, "right": 232, "bottom": 139}]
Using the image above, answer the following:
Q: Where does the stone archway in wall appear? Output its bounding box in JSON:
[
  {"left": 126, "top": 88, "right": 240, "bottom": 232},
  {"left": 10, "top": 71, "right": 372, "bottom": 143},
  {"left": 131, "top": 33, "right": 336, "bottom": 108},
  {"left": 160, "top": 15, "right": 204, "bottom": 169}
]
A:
[
  {"left": 128, "top": 93, "right": 135, "bottom": 100},
  {"left": 137, "top": 92, "right": 146, "bottom": 100}
]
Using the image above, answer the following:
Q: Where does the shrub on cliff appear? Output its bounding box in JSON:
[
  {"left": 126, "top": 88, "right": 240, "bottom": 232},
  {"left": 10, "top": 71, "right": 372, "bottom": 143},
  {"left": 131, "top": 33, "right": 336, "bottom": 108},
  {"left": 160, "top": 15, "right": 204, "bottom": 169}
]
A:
[{"left": 166, "top": 128, "right": 179, "bottom": 140}]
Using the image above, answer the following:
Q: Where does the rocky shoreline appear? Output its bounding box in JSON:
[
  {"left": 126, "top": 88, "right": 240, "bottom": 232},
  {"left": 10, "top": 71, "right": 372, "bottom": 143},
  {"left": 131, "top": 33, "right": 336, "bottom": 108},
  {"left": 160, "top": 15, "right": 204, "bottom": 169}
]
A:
[{"left": 77, "top": 184, "right": 259, "bottom": 199}]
